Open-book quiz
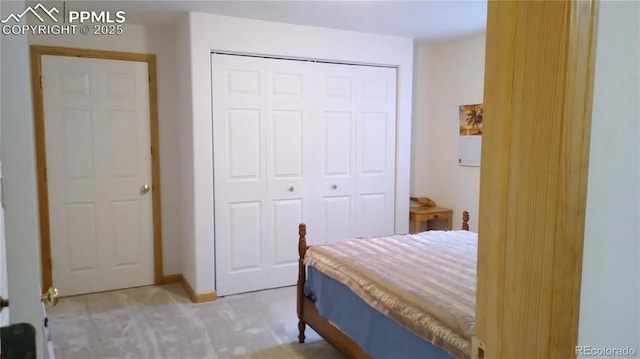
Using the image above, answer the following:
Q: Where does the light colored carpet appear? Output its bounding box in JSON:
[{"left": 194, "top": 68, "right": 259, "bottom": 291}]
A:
[
  {"left": 234, "top": 341, "right": 340, "bottom": 359},
  {"left": 47, "top": 284, "right": 343, "bottom": 359}
]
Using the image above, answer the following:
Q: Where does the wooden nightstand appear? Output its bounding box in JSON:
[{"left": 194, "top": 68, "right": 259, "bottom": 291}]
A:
[{"left": 409, "top": 206, "right": 453, "bottom": 233}]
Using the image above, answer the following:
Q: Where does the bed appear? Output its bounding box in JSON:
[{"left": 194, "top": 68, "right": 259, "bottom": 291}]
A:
[{"left": 296, "top": 211, "right": 476, "bottom": 359}]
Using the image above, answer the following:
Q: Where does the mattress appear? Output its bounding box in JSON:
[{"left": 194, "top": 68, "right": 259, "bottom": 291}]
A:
[
  {"left": 305, "top": 266, "right": 452, "bottom": 359},
  {"left": 304, "top": 230, "right": 477, "bottom": 359}
]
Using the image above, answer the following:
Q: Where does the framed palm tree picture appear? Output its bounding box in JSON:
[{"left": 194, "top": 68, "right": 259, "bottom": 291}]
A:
[
  {"left": 459, "top": 104, "right": 483, "bottom": 135},
  {"left": 458, "top": 103, "right": 483, "bottom": 167}
]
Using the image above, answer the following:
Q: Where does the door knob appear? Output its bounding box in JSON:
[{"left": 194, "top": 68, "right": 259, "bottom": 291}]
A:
[
  {"left": 331, "top": 184, "right": 338, "bottom": 190},
  {"left": 288, "top": 186, "right": 295, "bottom": 192},
  {"left": 41, "top": 287, "right": 59, "bottom": 306},
  {"left": 140, "top": 184, "right": 150, "bottom": 194},
  {"left": 0, "top": 295, "right": 8, "bottom": 312}
]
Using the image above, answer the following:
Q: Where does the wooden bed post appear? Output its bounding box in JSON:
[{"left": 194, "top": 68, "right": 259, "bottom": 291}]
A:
[
  {"left": 462, "top": 211, "right": 470, "bottom": 231},
  {"left": 297, "top": 223, "right": 307, "bottom": 343}
]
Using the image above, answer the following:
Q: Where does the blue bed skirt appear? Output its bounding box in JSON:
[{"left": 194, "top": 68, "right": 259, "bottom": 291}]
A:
[{"left": 304, "top": 266, "right": 453, "bottom": 359}]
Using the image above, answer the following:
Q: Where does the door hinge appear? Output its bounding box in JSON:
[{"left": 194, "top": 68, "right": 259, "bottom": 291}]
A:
[
  {"left": 471, "top": 336, "right": 486, "bottom": 359},
  {"left": 49, "top": 258, "right": 52, "bottom": 270},
  {"left": 40, "top": 75, "right": 43, "bottom": 89}
]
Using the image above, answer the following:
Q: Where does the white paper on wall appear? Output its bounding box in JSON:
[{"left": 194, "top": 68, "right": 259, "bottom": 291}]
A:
[{"left": 458, "top": 132, "right": 482, "bottom": 167}]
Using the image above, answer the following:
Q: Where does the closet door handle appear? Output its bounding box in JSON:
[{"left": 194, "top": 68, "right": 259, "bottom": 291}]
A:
[
  {"left": 288, "top": 186, "right": 295, "bottom": 192},
  {"left": 331, "top": 184, "right": 338, "bottom": 190}
]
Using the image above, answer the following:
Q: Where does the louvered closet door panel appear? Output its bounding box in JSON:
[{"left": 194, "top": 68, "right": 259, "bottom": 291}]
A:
[
  {"left": 354, "top": 66, "right": 397, "bottom": 237},
  {"left": 212, "top": 54, "right": 269, "bottom": 296},
  {"left": 310, "top": 63, "right": 358, "bottom": 244},
  {"left": 264, "top": 58, "right": 314, "bottom": 288}
]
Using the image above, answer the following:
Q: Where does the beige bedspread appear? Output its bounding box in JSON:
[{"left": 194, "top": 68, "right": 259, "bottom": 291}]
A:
[{"left": 304, "top": 230, "right": 477, "bottom": 359}]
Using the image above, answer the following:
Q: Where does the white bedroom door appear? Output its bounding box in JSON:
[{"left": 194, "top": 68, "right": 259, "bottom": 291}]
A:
[
  {"left": 212, "top": 54, "right": 314, "bottom": 296},
  {"left": 42, "top": 55, "right": 154, "bottom": 296}
]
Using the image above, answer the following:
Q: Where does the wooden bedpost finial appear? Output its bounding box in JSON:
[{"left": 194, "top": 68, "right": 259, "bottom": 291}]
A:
[
  {"left": 298, "top": 223, "right": 307, "bottom": 258},
  {"left": 462, "top": 211, "right": 470, "bottom": 231},
  {"left": 297, "top": 223, "right": 308, "bottom": 343}
]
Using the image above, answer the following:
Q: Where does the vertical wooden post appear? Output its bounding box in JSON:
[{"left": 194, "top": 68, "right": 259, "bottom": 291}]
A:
[
  {"left": 462, "top": 211, "right": 470, "bottom": 231},
  {"left": 297, "top": 223, "right": 307, "bottom": 343},
  {"left": 477, "top": 1, "right": 598, "bottom": 358}
]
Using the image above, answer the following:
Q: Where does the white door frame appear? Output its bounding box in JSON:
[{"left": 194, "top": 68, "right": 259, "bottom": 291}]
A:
[{"left": 29, "top": 46, "right": 164, "bottom": 291}]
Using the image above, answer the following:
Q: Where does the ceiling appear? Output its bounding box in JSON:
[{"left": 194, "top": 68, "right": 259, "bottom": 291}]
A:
[{"left": 37, "top": 1, "right": 488, "bottom": 42}]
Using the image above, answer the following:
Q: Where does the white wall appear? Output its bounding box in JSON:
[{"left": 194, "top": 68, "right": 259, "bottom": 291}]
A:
[
  {"left": 174, "top": 16, "right": 196, "bottom": 288},
  {"left": 0, "top": 0, "right": 6, "bottom": 330},
  {"left": 410, "top": 43, "right": 436, "bottom": 199},
  {"left": 28, "top": 24, "right": 183, "bottom": 275},
  {"left": 0, "top": 164, "right": 7, "bottom": 327},
  {"left": 411, "top": 35, "right": 485, "bottom": 232},
  {"left": 1, "top": 0, "right": 45, "bottom": 355},
  {"left": 177, "top": 12, "right": 414, "bottom": 293},
  {"left": 578, "top": 1, "right": 640, "bottom": 355}
]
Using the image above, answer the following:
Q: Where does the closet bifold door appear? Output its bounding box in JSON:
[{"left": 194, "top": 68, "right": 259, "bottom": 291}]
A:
[
  {"left": 212, "top": 54, "right": 267, "bottom": 296},
  {"left": 263, "top": 57, "right": 314, "bottom": 290},
  {"left": 212, "top": 53, "right": 397, "bottom": 296},
  {"left": 212, "top": 54, "right": 313, "bottom": 296},
  {"left": 310, "top": 63, "right": 397, "bottom": 242},
  {"left": 353, "top": 65, "right": 397, "bottom": 238},
  {"left": 308, "top": 62, "right": 357, "bottom": 244}
]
